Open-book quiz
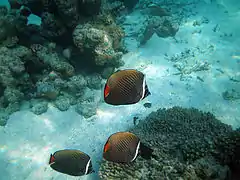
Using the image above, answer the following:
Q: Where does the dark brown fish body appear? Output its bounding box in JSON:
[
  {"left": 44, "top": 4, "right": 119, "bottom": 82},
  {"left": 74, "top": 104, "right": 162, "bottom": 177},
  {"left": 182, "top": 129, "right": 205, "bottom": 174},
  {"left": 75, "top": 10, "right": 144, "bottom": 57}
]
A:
[
  {"left": 49, "top": 149, "right": 94, "bottom": 176},
  {"left": 104, "top": 69, "right": 151, "bottom": 105},
  {"left": 103, "top": 132, "right": 154, "bottom": 163}
]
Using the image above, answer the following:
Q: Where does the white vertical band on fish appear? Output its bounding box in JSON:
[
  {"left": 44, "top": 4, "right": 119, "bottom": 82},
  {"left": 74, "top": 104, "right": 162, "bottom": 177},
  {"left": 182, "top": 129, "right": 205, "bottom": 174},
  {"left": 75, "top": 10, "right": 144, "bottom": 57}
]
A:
[
  {"left": 140, "top": 76, "right": 146, "bottom": 101},
  {"left": 85, "top": 159, "right": 91, "bottom": 175},
  {"left": 131, "top": 141, "right": 141, "bottom": 162}
]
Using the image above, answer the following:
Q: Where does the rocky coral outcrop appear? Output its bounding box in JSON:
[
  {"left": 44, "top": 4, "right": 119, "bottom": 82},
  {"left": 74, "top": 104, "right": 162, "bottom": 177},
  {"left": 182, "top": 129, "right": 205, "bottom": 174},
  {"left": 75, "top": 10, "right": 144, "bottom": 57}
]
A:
[
  {"left": 0, "top": 6, "right": 28, "bottom": 43},
  {"left": 0, "top": 0, "right": 127, "bottom": 125},
  {"left": 139, "top": 16, "right": 179, "bottom": 46},
  {"left": 0, "top": 45, "right": 32, "bottom": 121},
  {"left": 73, "top": 23, "right": 123, "bottom": 67},
  {"left": 99, "top": 107, "right": 237, "bottom": 179},
  {"left": 30, "top": 43, "right": 75, "bottom": 77}
]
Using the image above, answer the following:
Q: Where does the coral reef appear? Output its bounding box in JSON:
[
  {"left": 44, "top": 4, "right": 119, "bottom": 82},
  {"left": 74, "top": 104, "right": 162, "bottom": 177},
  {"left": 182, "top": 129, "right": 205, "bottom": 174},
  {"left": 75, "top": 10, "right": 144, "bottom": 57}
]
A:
[
  {"left": 30, "top": 43, "right": 75, "bottom": 77},
  {"left": 0, "top": 6, "right": 28, "bottom": 42},
  {"left": 99, "top": 107, "right": 239, "bottom": 179},
  {"left": 0, "top": 0, "right": 128, "bottom": 126},
  {"left": 0, "top": 8, "right": 33, "bottom": 123},
  {"left": 72, "top": 23, "right": 123, "bottom": 67}
]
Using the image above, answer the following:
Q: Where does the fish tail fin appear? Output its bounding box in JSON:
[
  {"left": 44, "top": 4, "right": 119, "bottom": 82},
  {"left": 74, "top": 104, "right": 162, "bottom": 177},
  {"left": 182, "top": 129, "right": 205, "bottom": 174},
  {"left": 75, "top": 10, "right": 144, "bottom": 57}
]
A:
[
  {"left": 139, "top": 143, "right": 155, "bottom": 160},
  {"left": 143, "top": 84, "right": 151, "bottom": 98}
]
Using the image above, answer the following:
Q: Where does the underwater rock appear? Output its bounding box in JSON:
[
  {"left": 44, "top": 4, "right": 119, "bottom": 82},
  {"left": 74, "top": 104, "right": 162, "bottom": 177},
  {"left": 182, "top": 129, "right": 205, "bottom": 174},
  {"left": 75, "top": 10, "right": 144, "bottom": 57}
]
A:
[
  {"left": 139, "top": 16, "right": 179, "bottom": 46},
  {"left": 93, "top": 14, "right": 125, "bottom": 51},
  {"left": 0, "top": 111, "right": 9, "bottom": 126},
  {"left": 73, "top": 23, "right": 101, "bottom": 50},
  {"left": 66, "top": 75, "right": 87, "bottom": 94},
  {"left": 5, "top": 102, "right": 20, "bottom": 114},
  {"left": 0, "top": 13, "right": 34, "bottom": 123},
  {"left": 18, "top": 24, "right": 47, "bottom": 47},
  {"left": 40, "top": 12, "right": 67, "bottom": 40},
  {"left": 0, "top": 6, "right": 28, "bottom": 43},
  {"left": 1, "top": 36, "right": 19, "bottom": 48},
  {"left": 99, "top": 106, "right": 233, "bottom": 179},
  {"left": 10, "top": 45, "right": 33, "bottom": 61},
  {"left": 86, "top": 73, "right": 102, "bottom": 90},
  {"left": 30, "top": 44, "right": 74, "bottom": 77},
  {"left": 75, "top": 102, "right": 97, "bottom": 119},
  {"left": 3, "top": 87, "right": 24, "bottom": 105},
  {"left": 63, "top": 94, "right": 78, "bottom": 106},
  {"left": 78, "top": 88, "right": 99, "bottom": 103},
  {"left": 36, "top": 81, "right": 59, "bottom": 100},
  {"left": 53, "top": 0, "right": 80, "bottom": 28},
  {"left": 31, "top": 101, "right": 48, "bottom": 115},
  {"left": 54, "top": 96, "right": 70, "bottom": 111},
  {"left": 0, "top": 45, "right": 34, "bottom": 86},
  {"left": 73, "top": 23, "right": 123, "bottom": 67}
]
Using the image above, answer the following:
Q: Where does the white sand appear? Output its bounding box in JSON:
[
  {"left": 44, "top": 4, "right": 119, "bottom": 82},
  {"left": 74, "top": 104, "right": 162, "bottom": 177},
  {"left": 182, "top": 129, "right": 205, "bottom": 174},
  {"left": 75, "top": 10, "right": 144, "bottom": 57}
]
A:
[{"left": 0, "top": 1, "right": 239, "bottom": 180}]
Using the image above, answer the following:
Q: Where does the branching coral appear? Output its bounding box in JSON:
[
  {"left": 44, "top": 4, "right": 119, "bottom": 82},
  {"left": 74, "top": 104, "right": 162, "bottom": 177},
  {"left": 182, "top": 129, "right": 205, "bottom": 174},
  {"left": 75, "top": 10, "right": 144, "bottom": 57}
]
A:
[
  {"left": 165, "top": 46, "right": 214, "bottom": 80},
  {"left": 173, "top": 61, "right": 210, "bottom": 80}
]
